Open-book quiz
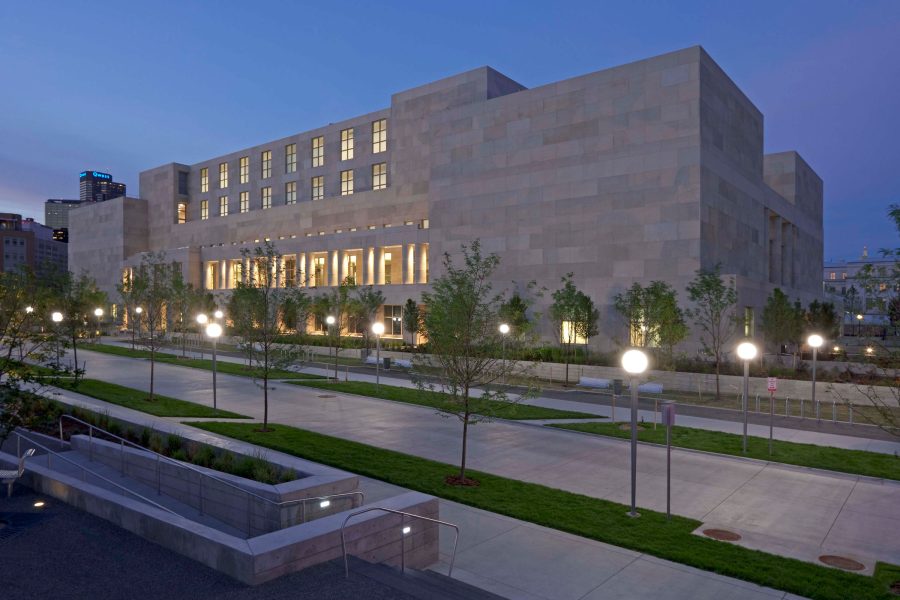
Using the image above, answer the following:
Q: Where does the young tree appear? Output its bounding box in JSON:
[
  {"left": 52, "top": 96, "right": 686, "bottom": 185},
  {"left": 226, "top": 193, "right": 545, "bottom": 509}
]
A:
[
  {"left": 53, "top": 270, "right": 106, "bottom": 379},
  {"left": 311, "top": 278, "right": 356, "bottom": 379},
  {"left": 806, "top": 300, "right": 841, "bottom": 340},
  {"left": 612, "top": 283, "right": 647, "bottom": 346},
  {"left": 352, "top": 286, "right": 385, "bottom": 353},
  {"left": 549, "top": 273, "right": 599, "bottom": 386},
  {"left": 760, "top": 288, "right": 805, "bottom": 367},
  {"left": 170, "top": 269, "right": 214, "bottom": 358},
  {"left": 129, "top": 252, "right": 176, "bottom": 402},
  {"left": 651, "top": 282, "right": 689, "bottom": 366},
  {"left": 685, "top": 266, "right": 738, "bottom": 402},
  {"left": 402, "top": 298, "right": 420, "bottom": 346},
  {"left": 415, "top": 240, "right": 534, "bottom": 484},
  {"left": 498, "top": 282, "right": 544, "bottom": 352}
]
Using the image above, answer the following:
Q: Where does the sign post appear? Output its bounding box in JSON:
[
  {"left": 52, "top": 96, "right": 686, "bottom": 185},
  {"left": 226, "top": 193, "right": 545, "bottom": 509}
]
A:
[
  {"left": 661, "top": 400, "right": 676, "bottom": 521},
  {"left": 767, "top": 378, "right": 777, "bottom": 456}
]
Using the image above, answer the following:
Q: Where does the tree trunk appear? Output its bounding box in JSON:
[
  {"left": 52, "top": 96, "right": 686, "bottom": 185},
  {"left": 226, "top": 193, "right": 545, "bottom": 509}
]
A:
[
  {"left": 71, "top": 329, "right": 79, "bottom": 380},
  {"left": 149, "top": 338, "right": 155, "bottom": 402},
  {"left": 181, "top": 319, "right": 187, "bottom": 358},
  {"left": 564, "top": 344, "right": 570, "bottom": 387},
  {"left": 714, "top": 354, "right": 720, "bottom": 402}
]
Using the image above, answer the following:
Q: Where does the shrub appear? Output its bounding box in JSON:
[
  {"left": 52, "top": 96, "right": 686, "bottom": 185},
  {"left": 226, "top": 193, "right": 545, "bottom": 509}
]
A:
[
  {"left": 166, "top": 433, "right": 182, "bottom": 453},
  {"left": 193, "top": 445, "right": 216, "bottom": 468}
]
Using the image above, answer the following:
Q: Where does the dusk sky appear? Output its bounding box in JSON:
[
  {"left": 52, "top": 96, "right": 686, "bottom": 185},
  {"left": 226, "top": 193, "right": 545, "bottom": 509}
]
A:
[{"left": 1, "top": 1, "right": 897, "bottom": 260}]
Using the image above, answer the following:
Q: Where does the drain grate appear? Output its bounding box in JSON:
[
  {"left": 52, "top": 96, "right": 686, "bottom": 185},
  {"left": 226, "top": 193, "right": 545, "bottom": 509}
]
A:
[
  {"left": 0, "top": 512, "right": 52, "bottom": 544},
  {"left": 702, "top": 528, "right": 742, "bottom": 542},
  {"left": 819, "top": 555, "right": 865, "bottom": 571}
]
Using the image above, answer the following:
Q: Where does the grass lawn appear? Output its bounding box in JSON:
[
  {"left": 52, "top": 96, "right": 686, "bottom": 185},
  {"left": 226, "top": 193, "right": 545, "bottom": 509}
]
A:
[
  {"left": 192, "top": 421, "right": 898, "bottom": 600},
  {"left": 550, "top": 421, "right": 900, "bottom": 482},
  {"left": 84, "top": 343, "right": 326, "bottom": 380},
  {"left": 55, "top": 379, "right": 248, "bottom": 418},
  {"left": 288, "top": 379, "right": 602, "bottom": 420}
]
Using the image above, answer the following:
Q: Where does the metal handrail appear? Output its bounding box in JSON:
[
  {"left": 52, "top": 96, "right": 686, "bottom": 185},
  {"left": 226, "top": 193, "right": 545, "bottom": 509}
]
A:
[
  {"left": 58, "top": 414, "right": 363, "bottom": 531},
  {"left": 11, "top": 429, "right": 179, "bottom": 517},
  {"left": 340, "top": 507, "right": 459, "bottom": 579}
]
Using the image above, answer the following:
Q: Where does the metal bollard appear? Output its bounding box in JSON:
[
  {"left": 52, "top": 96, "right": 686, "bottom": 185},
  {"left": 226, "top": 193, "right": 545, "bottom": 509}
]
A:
[
  {"left": 832, "top": 402, "right": 836, "bottom": 423},
  {"left": 816, "top": 400, "right": 821, "bottom": 421},
  {"left": 756, "top": 395, "right": 760, "bottom": 413},
  {"left": 849, "top": 405, "right": 853, "bottom": 425},
  {"left": 800, "top": 399, "right": 804, "bottom": 419},
  {"left": 785, "top": 397, "right": 790, "bottom": 416}
]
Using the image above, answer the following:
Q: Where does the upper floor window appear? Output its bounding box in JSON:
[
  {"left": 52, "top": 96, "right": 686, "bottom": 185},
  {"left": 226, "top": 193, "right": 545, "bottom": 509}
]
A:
[
  {"left": 340, "top": 170, "right": 354, "bottom": 196},
  {"left": 218, "top": 162, "right": 228, "bottom": 188},
  {"left": 285, "top": 143, "right": 297, "bottom": 173},
  {"left": 340, "top": 128, "right": 354, "bottom": 161},
  {"left": 200, "top": 167, "right": 209, "bottom": 193},
  {"left": 200, "top": 199, "right": 209, "bottom": 220},
  {"left": 829, "top": 272, "right": 836, "bottom": 280},
  {"left": 372, "top": 163, "right": 387, "bottom": 190},
  {"left": 177, "top": 171, "right": 189, "bottom": 195},
  {"left": 261, "top": 150, "right": 272, "bottom": 179},
  {"left": 372, "top": 119, "right": 387, "bottom": 153},
  {"left": 240, "top": 191, "right": 249, "bottom": 213},
  {"left": 285, "top": 181, "right": 297, "bottom": 204},
  {"left": 261, "top": 186, "right": 272, "bottom": 209},
  {"left": 219, "top": 196, "right": 228, "bottom": 217},
  {"left": 239, "top": 156, "right": 249, "bottom": 184},
  {"left": 311, "top": 136, "right": 324, "bottom": 167},
  {"left": 312, "top": 176, "right": 324, "bottom": 201},
  {"left": 176, "top": 202, "right": 187, "bottom": 224}
]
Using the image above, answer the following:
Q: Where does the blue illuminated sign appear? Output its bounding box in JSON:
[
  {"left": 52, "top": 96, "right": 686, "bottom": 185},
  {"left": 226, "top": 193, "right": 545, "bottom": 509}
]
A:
[{"left": 80, "top": 171, "right": 112, "bottom": 180}]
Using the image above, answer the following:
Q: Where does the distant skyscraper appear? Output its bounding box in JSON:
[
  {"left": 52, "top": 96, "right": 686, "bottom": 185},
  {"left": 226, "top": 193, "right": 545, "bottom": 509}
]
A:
[
  {"left": 79, "top": 170, "right": 126, "bottom": 203},
  {"left": 45, "top": 198, "right": 84, "bottom": 229}
]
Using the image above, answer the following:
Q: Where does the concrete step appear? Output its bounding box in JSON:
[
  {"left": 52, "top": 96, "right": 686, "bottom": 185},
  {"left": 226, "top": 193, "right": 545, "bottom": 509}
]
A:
[{"left": 346, "top": 556, "right": 507, "bottom": 600}]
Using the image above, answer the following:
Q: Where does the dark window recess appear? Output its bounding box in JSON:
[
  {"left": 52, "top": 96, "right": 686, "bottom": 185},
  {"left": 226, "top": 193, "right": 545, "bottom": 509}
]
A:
[{"left": 178, "top": 171, "right": 189, "bottom": 195}]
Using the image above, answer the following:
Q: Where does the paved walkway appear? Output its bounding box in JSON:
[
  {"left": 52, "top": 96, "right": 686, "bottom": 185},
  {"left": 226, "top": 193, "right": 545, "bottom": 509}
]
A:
[{"left": 62, "top": 346, "right": 900, "bottom": 573}]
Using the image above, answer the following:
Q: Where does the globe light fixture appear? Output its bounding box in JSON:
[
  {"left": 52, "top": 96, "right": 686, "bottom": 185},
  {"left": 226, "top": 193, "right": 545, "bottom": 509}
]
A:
[
  {"left": 94, "top": 308, "right": 104, "bottom": 317},
  {"left": 25, "top": 306, "right": 34, "bottom": 314},
  {"left": 214, "top": 310, "right": 224, "bottom": 319},
  {"left": 51, "top": 311, "right": 63, "bottom": 323},
  {"left": 135, "top": 307, "right": 143, "bottom": 314},
  {"left": 736, "top": 341, "right": 757, "bottom": 453},
  {"left": 498, "top": 323, "right": 510, "bottom": 335},
  {"left": 833, "top": 346, "right": 840, "bottom": 353},
  {"left": 736, "top": 341, "right": 758, "bottom": 361},
  {"left": 196, "top": 313, "right": 208, "bottom": 325},
  {"left": 620, "top": 348, "right": 648, "bottom": 517},
  {"left": 371, "top": 322, "right": 385, "bottom": 336},
  {"left": 807, "top": 334, "right": 824, "bottom": 420},
  {"left": 621, "top": 349, "right": 648, "bottom": 375},
  {"left": 326, "top": 315, "right": 336, "bottom": 326},
  {"left": 206, "top": 322, "right": 223, "bottom": 338}
]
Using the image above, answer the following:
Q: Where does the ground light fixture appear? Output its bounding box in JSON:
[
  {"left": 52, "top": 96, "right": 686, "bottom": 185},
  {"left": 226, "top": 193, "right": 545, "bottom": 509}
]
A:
[
  {"left": 33, "top": 500, "right": 45, "bottom": 508},
  {"left": 206, "top": 322, "right": 223, "bottom": 412},
  {"left": 372, "top": 321, "right": 385, "bottom": 385},
  {"left": 807, "top": 334, "right": 824, "bottom": 420},
  {"left": 319, "top": 500, "right": 331, "bottom": 509},
  {"left": 736, "top": 341, "right": 757, "bottom": 453},
  {"left": 402, "top": 526, "right": 411, "bottom": 535},
  {"left": 621, "top": 348, "right": 647, "bottom": 518}
]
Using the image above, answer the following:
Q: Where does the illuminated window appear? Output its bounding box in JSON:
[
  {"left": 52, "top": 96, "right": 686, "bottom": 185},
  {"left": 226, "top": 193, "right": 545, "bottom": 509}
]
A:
[
  {"left": 239, "top": 156, "right": 249, "bottom": 183},
  {"left": 383, "top": 252, "right": 392, "bottom": 284},
  {"left": 176, "top": 202, "right": 187, "bottom": 224},
  {"left": 205, "top": 262, "right": 219, "bottom": 290},
  {"left": 372, "top": 163, "right": 387, "bottom": 190},
  {"left": 829, "top": 272, "right": 836, "bottom": 280},
  {"left": 261, "top": 150, "right": 271, "bottom": 179},
  {"left": 560, "top": 321, "right": 587, "bottom": 345},
  {"left": 284, "top": 255, "right": 296, "bottom": 287},
  {"left": 340, "top": 128, "right": 354, "bottom": 161},
  {"left": 842, "top": 272, "right": 847, "bottom": 279},
  {"left": 200, "top": 168, "right": 209, "bottom": 193},
  {"left": 372, "top": 119, "right": 387, "bottom": 153},
  {"left": 200, "top": 199, "right": 208, "bottom": 220},
  {"left": 261, "top": 186, "right": 272, "bottom": 209},
  {"left": 880, "top": 282, "right": 888, "bottom": 291},
  {"left": 346, "top": 255, "right": 358, "bottom": 283},
  {"left": 285, "top": 181, "right": 296, "bottom": 204},
  {"left": 285, "top": 143, "right": 296, "bottom": 173},
  {"left": 231, "top": 260, "right": 243, "bottom": 287},
  {"left": 218, "top": 162, "right": 228, "bottom": 188},
  {"left": 219, "top": 196, "right": 228, "bottom": 217},
  {"left": 383, "top": 304, "right": 402, "bottom": 335},
  {"left": 313, "top": 256, "right": 326, "bottom": 287},
  {"left": 312, "top": 136, "right": 324, "bottom": 167},
  {"left": 744, "top": 306, "right": 754, "bottom": 337},
  {"left": 240, "top": 191, "right": 249, "bottom": 213},
  {"left": 340, "top": 170, "right": 354, "bottom": 196},
  {"left": 311, "top": 176, "right": 324, "bottom": 201}
]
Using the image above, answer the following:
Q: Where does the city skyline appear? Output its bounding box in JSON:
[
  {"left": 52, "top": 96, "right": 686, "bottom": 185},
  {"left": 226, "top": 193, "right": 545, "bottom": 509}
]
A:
[{"left": 1, "top": 0, "right": 898, "bottom": 260}]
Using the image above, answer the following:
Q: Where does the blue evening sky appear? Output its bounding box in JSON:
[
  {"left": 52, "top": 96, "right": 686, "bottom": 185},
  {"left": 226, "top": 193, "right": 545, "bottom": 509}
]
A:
[{"left": 1, "top": 1, "right": 897, "bottom": 260}]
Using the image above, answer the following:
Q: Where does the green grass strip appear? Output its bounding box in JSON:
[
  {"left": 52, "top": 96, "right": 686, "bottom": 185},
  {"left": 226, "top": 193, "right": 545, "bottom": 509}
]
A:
[
  {"left": 191, "top": 421, "right": 898, "bottom": 600},
  {"left": 84, "top": 343, "right": 326, "bottom": 380},
  {"left": 550, "top": 422, "right": 900, "bottom": 482},
  {"left": 288, "top": 379, "right": 601, "bottom": 420},
  {"left": 55, "top": 379, "right": 249, "bottom": 418}
]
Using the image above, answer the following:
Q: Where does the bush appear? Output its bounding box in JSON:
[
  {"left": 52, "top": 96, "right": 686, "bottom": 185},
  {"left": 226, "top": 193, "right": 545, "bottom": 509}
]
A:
[
  {"left": 193, "top": 445, "right": 216, "bottom": 468},
  {"left": 166, "top": 433, "right": 182, "bottom": 453}
]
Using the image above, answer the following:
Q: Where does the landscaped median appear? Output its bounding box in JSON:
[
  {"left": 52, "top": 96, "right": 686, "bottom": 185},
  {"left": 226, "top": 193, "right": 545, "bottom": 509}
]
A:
[
  {"left": 549, "top": 421, "right": 900, "bottom": 481},
  {"left": 191, "top": 421, "right": 899, "bottom": 600},
  {"left": 83, "top": 343, "right": 327, "bottom": 380},
  {"left": 288, "top": 379, "right": 601, "bottom": 420}
]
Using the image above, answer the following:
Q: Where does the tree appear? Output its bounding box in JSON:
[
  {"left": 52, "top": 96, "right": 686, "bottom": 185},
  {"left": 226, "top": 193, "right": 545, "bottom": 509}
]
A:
[
  {"left": 889, "top": 296, "right": 900, "bottom": 327},
  {"left": 613, "top": 283, "right": 647, "bottom": 346},
  {"left": 549, "top": 273, "right": 599, "bottom": 386},
  {"left": 760, "top": 288, "right": 805, "bottom": 367},
  {"left": 806, "top": 300, "right": 841, "bottom": 340},
  {"left": 53, "top": 270, "right": 106, "bottom": 378},
  {"left": 414, "top": 240, "right": 534, "bottom": 484},
  {"left": 170, "top": 269, "right": 214, "bottom": 358},
  {"left": 402, "top": 298, "right": 420, "bottom": 346},
  {"left": 233, "top": 242, "right": 310, "bottom": 431},
  {"left": 311, "top": 278, "right": 356, "bottom": 379},
  {"left": 127, "top": 252, "right": 176, "bottom": 402},
  {"left": 613, "top": 281, "right": 688, "bottom": 367},
  {"left": 651, "top": 282, "right": 689, "bottom": 366},
  {"left": 685, "top": 266, "right": 738, "bottom": 402},
  {"left": 352, "top": 286, "right": 385, "bottom": 353}
]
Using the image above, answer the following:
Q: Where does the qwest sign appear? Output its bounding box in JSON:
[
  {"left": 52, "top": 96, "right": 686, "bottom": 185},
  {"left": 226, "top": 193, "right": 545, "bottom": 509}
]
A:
[{"left": 80, "top": 171, "right": 112, "bottom": 180}]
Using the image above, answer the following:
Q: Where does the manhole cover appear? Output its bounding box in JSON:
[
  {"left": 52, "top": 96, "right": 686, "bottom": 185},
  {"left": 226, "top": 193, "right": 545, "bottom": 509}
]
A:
[
  {"left": 318, "top": 394, "right": 336, "bottom": 399},
  {"left": 819, "top": 555, "right": 865, "bottom": 571},
  {"left": 703, "top": 528, "right": 742, "bottom": 541}
]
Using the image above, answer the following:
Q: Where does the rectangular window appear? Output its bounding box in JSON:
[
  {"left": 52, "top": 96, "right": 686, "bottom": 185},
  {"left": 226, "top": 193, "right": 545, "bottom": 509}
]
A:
[
  {"left": 285, "top": 181, "right": 297, "bottom": 204},
  {"left": 560, "top": 321, "right": 587, "bottom": 345},
  {"left": 313, "top": 256, "right": 326, "bottom": 287},
  {"left": 176, "top": 202, "right": 187, "bottom": 224},
  {"left": 311, "top": 136, "right": 324, "bottom": 167},
  {"left": 240, "top": 191, "right": 249, "bottom": 213},
  {"left": 219, "top": 162, "right": 228, "bottom": 188},
  {"left": 312, "top": 175, "right": 324, "bottom": 201},
  {"left": 383, "top": 304, "right": 402, "bottom": 336},
  {"left": 231, "top": 260, "right": 243, "bottom": 287},
  {"left": 239, "top": 156, "right": 249, "bottom": 183},
  {"left": 261, "top": 186, "right": 272, "bottom": 209},
  {"left": 261, "top": 150, "right": 271, "bottom": 179},
  {"left": 829, "top": 272, "right": 836, "bottom": 280},
  {"left": 285, "top": 143, "right": 296, "bottom": 173},
  {"left": 744, "top": 307, "right": 755, "bottom": 337},
  {"left": 346, "top": 255, "right": 358, "bottom": 283},
  {"left": 284, "top": 256, "right": 296, "bottom": 287},
  {"left": 200, "top": 199, "right": 208, "bottom": 220},
  {"left": 372, "top": 163, "right": 387, "bottom": 190},
  {"left": 340, "top": 170, "right": 354, "bottom": 196},
  {"left": 340, "top": 128, "right": 354, "bottom": 161},
  {"left": 200, "top": 167, "right": 209, "bottom": 193},
  {"left": 219, "top": 196, "right": 228, "bottom": 217},
  {"left": 383, "top": 251, "right": 392, "bottom": 284},
  {"left": 372, "top": 119, "right": 387, "bottom": 153},
  {"left": 177, "top": 171, "right": 189, "bottom": 195},
  {"left": 205, "top": 262, "right": 219, "bottom": 290}
]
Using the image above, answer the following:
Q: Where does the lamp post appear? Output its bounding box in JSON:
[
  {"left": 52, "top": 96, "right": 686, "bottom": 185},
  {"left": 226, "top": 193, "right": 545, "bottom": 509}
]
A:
[
  {"left": 51, "top": 311, "right": 64, "bottom": 369},
  {"left": 132, "top": 306, "right": 143, "bottom": 350},
  {"left": 93, "top": 308, "right": 104, "bottom": 342},
  {"left": 807, "top": 334, "right": 823, "bottom": 420},
  {"left": 372, "top": 321, "right": 385, "bottom": 386},
  {"left": 856, "top": 313, "right": 863, "bottom": 336},
  {"left": 196, "top": 313, "right": 208, "bottom": 359},
  {"left": 499, "top": 323, "right": 510, "bottom": 384},
  {"left": 621, "top": 348, "right": 648, "bottom": 518},
  {"left": 326, "top": 315, "right": 338, "bottom": 381},
  {"left": 736, "top": 341, "right": 758, "bottom": 453},
  {"left": 206, "top": 321, "right": 222, "bottom": 413}
]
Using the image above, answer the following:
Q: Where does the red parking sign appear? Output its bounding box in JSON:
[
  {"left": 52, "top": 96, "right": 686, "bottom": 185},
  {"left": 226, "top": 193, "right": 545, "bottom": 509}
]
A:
[{"left": 767, "top": 377, "right": 777, "bottom": 392}]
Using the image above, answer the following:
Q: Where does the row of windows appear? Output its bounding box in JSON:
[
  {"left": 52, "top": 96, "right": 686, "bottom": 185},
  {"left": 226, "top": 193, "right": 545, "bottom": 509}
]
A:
[
  {"left": 198, "top": 119, "right": 387, "bottom": 193},
  {"left": 193, "top": 164, "right": 388, "bottom": 221}
]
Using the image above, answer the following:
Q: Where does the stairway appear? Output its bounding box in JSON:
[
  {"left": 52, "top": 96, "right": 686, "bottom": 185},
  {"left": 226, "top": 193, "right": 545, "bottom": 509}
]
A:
[{"left": 345, "top": 555, "right": 507, "bottom": 600}]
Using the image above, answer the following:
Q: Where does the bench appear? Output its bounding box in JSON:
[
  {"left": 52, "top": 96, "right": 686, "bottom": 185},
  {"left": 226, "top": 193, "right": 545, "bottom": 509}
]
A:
[
  {"left": 1, "top": 448, "right": 35, "bottom": 497},
  {"left": 638, "top": 383, "right": 664, "bottom": 394},
  {"left": 578, "top": 377, "right": 611, "bottom": 389},
  {"left": 364, "top": 356, "right": 412, "bottom": 369}
]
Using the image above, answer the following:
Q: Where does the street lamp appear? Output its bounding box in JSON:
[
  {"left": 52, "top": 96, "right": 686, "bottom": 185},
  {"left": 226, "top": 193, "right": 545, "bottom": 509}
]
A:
[
  {"left": 214, "top": 310, "right": 224, "bottom": 320},
  {"left": 807, "top": 334, "right": 824, "bottom": 420},
  {"left": 196, "top": 314, "right": 208, "bottom": 359},
  {"left": 205, "top": 322, "right": 223, "bottom": 412},
  {"left": 93, "top": 307, "right": 104, "bottom": 342},
  {"left": 25, "top": 306, "right": 34, "bottom": 314},
  {"left": 499, "top": 323, "right": 510, "bottom": 384},
  {"left": 326, "top": 315, "right": 338, "bottom": 380},
  {"left": 736, "top": 341, "right": 758, "bottom": 453},
  {"left": 856, "top": 313, "right": 863, "bottom": 336},
  {"left": 132, "top": 306, "right": 143, "bottom": 350},
  {"left": 372, "top": 321, "right": 385, "bottom": 386},
  {"left": 622, "top": 348, "right": 648, "bottom": 518},
  {"left": 51, "top": 311, "right": 64, "bottom": 369}
]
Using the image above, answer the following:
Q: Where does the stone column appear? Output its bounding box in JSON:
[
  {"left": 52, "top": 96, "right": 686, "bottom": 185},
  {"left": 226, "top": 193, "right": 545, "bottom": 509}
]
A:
[
  {"left": 376, "top": 247, "right": 385, "bottom": 285},
  {"left": 330, "top": 250, "right": 339, "bottom": 286},
  {"left": 275, "top": 256, "right": 283, "bottom": 288},
  {"left": 298, "top": 253, "right": 307, "bottom": 287},
  {"left": 405, "top": 244, "right": 415, "bottom": 285},
  {"left": 366, "top": 247, "right": 375, "bottom": 285},
  {"left": 417, "top": 243, "right": 429, "bottom": 284},
  {"left": 219, "top": 260, "right": 226, "bottom": 290},
  {"left": 339, "top": 249, "right": 348, "bottom": 284}
]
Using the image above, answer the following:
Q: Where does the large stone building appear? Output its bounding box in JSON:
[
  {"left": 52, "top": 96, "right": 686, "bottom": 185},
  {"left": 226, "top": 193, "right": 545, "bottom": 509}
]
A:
[
  {"left": 1, "top": 213, "right": 68, "bottom": 275},
  {"left": 70, "top": 46, "right": 823, "bottom": 348}
]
